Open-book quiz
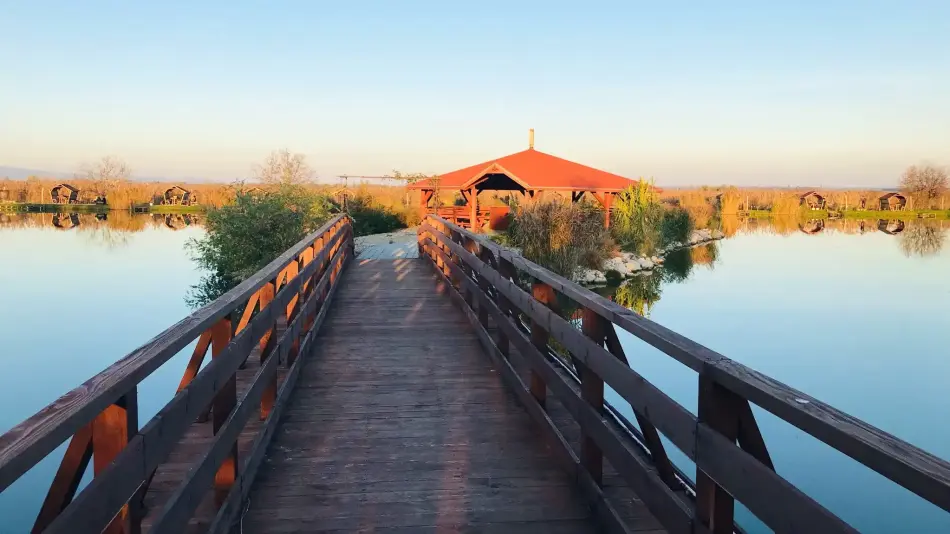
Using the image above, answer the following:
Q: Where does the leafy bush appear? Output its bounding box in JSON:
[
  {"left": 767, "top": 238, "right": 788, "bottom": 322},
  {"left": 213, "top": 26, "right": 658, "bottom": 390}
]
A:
[
  {"left": 612, "top": 181, "right": 664, "bottom": 255},
  {"left": 660, "top": 207, "right": 694, "bottom": 247},
  {"left": 186, "top": 186, "right": 335, "bottom": 307},
  {"left": 345, "top": 192, "right": 406, "bottom": 236},
  {"left": 507, "top": 200, "right": 612, "bottom": 278}
]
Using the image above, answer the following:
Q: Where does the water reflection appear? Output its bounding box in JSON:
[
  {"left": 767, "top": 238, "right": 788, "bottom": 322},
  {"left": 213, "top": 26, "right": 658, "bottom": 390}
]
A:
[
  {"left": 899, "top": 222, "right": 946, "bottom": 257},
  {"left": 612, "top": 241, "right": 720, "bottom": 317},
  {"left": 799, "top": 218, "right": 825, "bottom": 234},
  {"left": 0, "top": 212, "right": 203, "bottom": 249},
  {"left": 721, "top": 214, "right": 948, "bottom": 241},
  {"left": 612, "top": 216, "right": 949, "bottom": 315}
]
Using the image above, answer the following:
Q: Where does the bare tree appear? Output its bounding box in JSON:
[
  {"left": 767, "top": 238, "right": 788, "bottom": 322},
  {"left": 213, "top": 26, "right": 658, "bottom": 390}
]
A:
[
  {"left": 899, "top": 164, "right": 948, "bottom": 205},
  {"left": 254, "top": 149, "right": 314, "bottom": 186},
  {"left": 76, "top": 156, "right": 132, "bottom": 196}
]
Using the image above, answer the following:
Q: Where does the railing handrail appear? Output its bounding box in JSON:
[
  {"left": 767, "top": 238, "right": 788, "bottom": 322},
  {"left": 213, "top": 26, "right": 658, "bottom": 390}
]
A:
[
  {"left": 0, "top": 213, "right": 350, "bottom": 491},
  {"left": 419, "top": 214, "right": 950, "bottom": 533}
]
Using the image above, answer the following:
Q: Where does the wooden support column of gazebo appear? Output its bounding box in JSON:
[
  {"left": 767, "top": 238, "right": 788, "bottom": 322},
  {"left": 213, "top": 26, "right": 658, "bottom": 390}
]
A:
[{"left": 409, "top": 131, "right": 644, "bottom": 231}]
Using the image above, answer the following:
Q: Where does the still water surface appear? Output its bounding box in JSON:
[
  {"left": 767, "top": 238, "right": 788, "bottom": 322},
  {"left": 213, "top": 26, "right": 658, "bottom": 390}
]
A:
[{"left": 0, "top": 213, "right": 948, "bottom": 532}]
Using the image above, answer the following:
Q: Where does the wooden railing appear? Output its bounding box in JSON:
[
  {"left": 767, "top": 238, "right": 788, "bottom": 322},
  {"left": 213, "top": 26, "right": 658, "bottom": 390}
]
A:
[
  {"left": 418, "top": 214, "right": 950, "bottom": 534},
  {"left": 434, "top": 206, "right": 491, "bottom": 228},
  {"left": 0, "top": 214, "right": 353, "bottom": 534}
]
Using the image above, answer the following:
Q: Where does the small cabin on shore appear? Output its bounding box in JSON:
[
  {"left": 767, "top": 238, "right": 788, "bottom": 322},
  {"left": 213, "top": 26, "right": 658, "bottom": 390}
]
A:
[
  {"left": 799, "top": 191, "right": 825, "bottom": 210},
  {"left": 162, "top": 186, "right": 197, "bottom": 206},
  {"left": 879, "top": 192, "right": 907, "bottom": 211},
  {"left": 50, "top": 183, "right": 80, "bottom": 204}
]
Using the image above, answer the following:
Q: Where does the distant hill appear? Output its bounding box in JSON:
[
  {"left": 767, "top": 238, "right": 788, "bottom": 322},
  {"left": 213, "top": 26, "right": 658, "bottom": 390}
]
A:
[{"left": 0, "top": 166, "right": 73, "bottom": 180}]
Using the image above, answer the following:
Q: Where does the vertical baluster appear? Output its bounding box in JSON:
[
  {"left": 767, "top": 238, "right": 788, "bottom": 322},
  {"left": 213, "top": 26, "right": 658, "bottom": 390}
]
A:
[
  {"left": 258, "top": 281, "right": 277, "bottom": 420},
  {"left": 580, "top": 309, "right": 607, "bottom": 484},
  {"left": 283, "top": 262, "right": 302, "bottom": 367},
  {"left": 529, "top": 282, "right": 557, "bottom": 408},
  {"left": 475, "top": 248, "right": 492, "bottom": 327},
  {"left": 93, "top": 387, "right": 138, "bottom": 534},
  {"left": 696, "top": 374, "right": 740, "bottom": 533},
  {"left": 495, "top": 257, "right": 516, "bottom": 358},
  {"left": 210, "top": 315, "right": 236, "bottom": 508}
]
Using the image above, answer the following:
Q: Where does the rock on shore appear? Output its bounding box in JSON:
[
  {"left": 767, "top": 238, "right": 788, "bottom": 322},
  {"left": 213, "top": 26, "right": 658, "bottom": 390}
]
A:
[{"left": 581, "top": 228, "right": 725, "bottom": 284}]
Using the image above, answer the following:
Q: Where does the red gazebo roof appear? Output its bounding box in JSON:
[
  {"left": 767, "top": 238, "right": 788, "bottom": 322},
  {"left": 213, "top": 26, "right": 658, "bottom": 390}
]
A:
[{"left": 408, "top": 148, "right": 638, "bottom": 192}]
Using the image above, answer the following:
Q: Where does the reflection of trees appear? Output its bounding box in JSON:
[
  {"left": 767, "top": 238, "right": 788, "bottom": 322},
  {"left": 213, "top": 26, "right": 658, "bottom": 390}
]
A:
[
  {"left": 612, "top": 241, "right": 720, "bottom": 316},
  {"left": 898, "top": 222, "right": 945, "bottom": 257},
  {"left": 615, "top": 273, "right": 662, "bottom": 317}
]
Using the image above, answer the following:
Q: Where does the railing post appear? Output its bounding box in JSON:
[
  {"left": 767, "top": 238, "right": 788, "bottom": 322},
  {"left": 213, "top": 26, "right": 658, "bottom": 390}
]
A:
[
  {"left": 696, "top": 373, "right": 740, "bottom": 534},
  {"left": 495, "top": 257, "right": 516, "bottom": 358},
  {"left": 92, "top": 387, "right": 139, "bottom": 534},
  {"left": 258, "top": 281, "right": 277, "bottom": 420},
  {"left": 283, "top": 262, "right": 301, "bottom": 367},
  {"left": 529, "top": 282, "right": 558, "bottom": 408},
  {"left": 580, "top": 308, "right": 606, "bottom": 484},
  {"left": 210, "top": 314, "right": 236, "bottom": 508}
]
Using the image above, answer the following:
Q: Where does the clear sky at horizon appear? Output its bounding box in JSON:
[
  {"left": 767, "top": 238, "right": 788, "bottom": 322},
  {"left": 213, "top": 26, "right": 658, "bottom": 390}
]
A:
[{"left": 1, "top": 1, "right": 948, "bottom": 186}]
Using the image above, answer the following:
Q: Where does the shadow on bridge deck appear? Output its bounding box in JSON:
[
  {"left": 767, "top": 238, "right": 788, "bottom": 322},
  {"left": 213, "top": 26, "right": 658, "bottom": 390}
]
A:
[{"left": 238, "top": 258, "right": 631, "bottom": 533}]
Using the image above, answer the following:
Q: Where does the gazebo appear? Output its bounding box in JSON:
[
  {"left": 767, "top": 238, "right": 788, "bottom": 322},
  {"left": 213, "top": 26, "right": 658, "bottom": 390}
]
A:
[{"left": 408, "top": 131, "right": 640, "bottom": 231}]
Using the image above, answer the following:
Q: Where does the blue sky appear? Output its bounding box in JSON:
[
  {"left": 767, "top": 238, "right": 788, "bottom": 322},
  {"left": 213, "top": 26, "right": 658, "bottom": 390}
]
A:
[{"left": 1, "top": 1, "right": 947, "bottom": 186}]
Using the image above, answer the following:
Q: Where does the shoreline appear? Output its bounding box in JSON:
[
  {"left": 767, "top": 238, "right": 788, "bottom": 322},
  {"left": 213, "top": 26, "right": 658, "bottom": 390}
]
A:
[{"left": 577, "top": 228, "right": 724, "bottom": 285}]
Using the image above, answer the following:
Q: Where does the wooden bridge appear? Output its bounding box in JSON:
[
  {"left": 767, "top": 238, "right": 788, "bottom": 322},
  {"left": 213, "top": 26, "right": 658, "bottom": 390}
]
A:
[{"left": 2, "top": 213, "right": 950, "bottom": 533}]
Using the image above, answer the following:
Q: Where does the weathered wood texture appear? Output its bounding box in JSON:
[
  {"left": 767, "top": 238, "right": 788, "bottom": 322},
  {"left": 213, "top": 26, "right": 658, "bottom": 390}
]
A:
[
  {"left": 0, "top": 215, "right": 353, "bottom": 534},
  {"left": 240, "top": 259, "right": 611, "bottom": 533},
  {"left": 418, "top": 214, "right": 950, "bottom": 534}
]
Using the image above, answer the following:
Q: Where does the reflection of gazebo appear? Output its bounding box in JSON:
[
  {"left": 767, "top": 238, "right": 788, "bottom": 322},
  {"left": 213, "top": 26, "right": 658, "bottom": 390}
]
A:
[
  {"left": 879, "top": 193, "right": 907, "bottom": 211},
  {"left": 51, "top": 213, "right": 81, "bottom": 229},
  {"left": 50, "top": 183, "right": 81, "bottom": 204},
  {"left": 799, "top": 219, "right": 825, "bottom": 234},
  {"left": 878, "top": 219, "right": 905, "bottom": 235},
  {"left": 408, "top": 131, "right": 641, "bottom": 231}
]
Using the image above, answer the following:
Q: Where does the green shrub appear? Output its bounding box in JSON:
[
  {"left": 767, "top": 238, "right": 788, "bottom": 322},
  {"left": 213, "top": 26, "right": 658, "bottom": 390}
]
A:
[
  {"left": 660, "top": 207, "right": 694, "bottom": 247},
  {"left": 345, "top": 192, "right": 406, "bottom": 236},
  {"left": 507, "top": 200, "right": 612, "bottom": 278},
  {"left": 612, "top": 181, "right": 664, "bottom": 255},
  {"left": 186, "top": 186, "right": 335, "bottom": 307}
]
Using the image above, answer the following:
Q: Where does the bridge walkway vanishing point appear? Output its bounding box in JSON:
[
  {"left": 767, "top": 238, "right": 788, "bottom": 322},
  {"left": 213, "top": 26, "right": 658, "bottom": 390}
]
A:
[
  {"left": 2, "top": 213, "right": 950, "bottom": 534},
  {"left": 239, "top": 257, "right": 635, "bottom": 533}
]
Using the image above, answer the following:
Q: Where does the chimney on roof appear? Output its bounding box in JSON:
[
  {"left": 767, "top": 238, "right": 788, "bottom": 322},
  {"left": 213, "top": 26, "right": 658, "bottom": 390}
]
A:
[{"left": 529, "top": 128, "right": 535, "bottom": 150}]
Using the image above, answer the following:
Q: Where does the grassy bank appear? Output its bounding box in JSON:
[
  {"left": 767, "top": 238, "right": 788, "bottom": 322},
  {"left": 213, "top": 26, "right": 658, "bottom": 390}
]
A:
[
  {"left": 143, "top": 204, "right": 205, "bottom": 214},
  {"left": 752, "top": 208, "right": 949, "bottom": 220},
  {"left": 0, "top": 202, "right": 110, "bottom": 213}
]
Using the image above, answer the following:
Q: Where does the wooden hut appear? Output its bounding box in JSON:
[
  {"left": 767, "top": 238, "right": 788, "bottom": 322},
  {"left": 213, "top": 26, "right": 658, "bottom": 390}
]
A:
[
  {"left": 799, "top": 191, "right": 825, "bottom": 210},
  {"left": 50, "top": 183, "right": 80, "bottom": 204},
  {"left": 879, "top": 192, "right": 907, "bottom": 211},
  {"left": 407, "top": 130, "right": 643, "bottom": 230},
  {"left": 163, "top": 186, "right": 197, "bottom": 206}
]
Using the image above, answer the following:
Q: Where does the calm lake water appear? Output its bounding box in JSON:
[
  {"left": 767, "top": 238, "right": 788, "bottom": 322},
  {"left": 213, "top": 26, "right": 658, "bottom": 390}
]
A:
[{"left": 0, "top": 212, "right": 948, "bottom": 532}]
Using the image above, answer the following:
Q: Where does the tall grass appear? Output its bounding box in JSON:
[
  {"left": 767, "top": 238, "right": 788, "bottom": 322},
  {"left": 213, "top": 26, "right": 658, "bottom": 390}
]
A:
[
  {"left": 612, "top": 180, "right": 664, "bottom": 255},
  {"left": 0, "top": 177, "right": 235, "bottom": 208},
  {"left": 506, "top": 200, "right": 612, "bottom": 278}
]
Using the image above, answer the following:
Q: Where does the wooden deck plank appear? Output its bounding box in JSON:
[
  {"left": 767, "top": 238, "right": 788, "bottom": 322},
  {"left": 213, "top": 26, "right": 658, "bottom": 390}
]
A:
[{"left": 238, "top": 259, "right": 605, "bottom": 533}]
